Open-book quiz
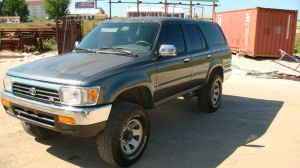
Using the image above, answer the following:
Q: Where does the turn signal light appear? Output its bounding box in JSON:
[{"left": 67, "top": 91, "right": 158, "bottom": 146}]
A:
[
  {"left": 58, "top": 116, "right": 75, "bottom": 125},
  {"left": 1, "top": 98, "right": 11, "bottom": 108}
]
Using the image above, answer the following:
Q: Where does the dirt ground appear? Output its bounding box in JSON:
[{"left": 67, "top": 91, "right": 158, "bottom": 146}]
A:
[{"left": 0, "top": 52, "right": 300, "bottom": 168}]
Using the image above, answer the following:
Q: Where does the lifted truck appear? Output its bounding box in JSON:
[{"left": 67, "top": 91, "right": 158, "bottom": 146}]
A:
[{"left": 1, "top": 17, "right": 231, "bottom": 167}]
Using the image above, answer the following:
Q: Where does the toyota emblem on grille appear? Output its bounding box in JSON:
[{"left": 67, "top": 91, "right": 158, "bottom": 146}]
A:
[
  {"left": 29, "top": 87, "right": 37, "bottom": 96},
  {"left": 49, "top": 97, "right": 55, "bottom": 102}
]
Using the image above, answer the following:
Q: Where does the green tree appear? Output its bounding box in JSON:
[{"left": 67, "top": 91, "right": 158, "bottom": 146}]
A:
[
  {"left": 1, "top": 0, "right": 29, "bottom": 22},
  {"left": 44, "top": 0, "right": 70, "bottom": 20},
  {"left": 0, "top": 1, "right": 3, "bottom": 15}
]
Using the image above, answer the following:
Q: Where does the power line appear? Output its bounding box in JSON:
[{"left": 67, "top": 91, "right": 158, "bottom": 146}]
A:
[{"left": 96, "top": 0, "right": 217, "bottom": 19}]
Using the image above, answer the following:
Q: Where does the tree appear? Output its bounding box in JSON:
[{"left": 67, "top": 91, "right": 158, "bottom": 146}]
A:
[
  {"left": 0, "top": 0, "right": 2, "bottom": 14},
  {"left": 0, "top": 1, "right": 3, "bottom": 15},
  {"left": 1, "top": 0, "right": 29, "bottom": 22},
  {"left": 44, "top": 0, "right": 70, "bottom": 20}
]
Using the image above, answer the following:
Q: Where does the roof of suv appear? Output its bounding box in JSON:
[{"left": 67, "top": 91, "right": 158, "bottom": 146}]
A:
[{"left": 105, "top": 17, "right": 214, "bottom": 24}]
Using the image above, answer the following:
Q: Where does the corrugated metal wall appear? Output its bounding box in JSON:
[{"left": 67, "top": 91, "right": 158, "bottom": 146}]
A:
[
  {"left": 216, "top": 7, "right": 298, "bottom": 58},
  {"left": 216, "top": 9, "right": 257, "bottom": 55},
  {"left": 255, "top": 8, "right": 298, "bottom": 57}
]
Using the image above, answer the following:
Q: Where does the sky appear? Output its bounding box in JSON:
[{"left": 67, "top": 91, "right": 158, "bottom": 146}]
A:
[{"left": 95, "top": 0, "right": 300, "bottom": 18}]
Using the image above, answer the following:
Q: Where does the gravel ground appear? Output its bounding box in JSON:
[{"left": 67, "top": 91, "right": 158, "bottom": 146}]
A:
[{"left": 0, "top": 53, "right": 300, "bottom": 168}]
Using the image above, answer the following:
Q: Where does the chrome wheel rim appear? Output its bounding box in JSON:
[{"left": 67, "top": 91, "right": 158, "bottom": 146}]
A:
[
  {"left": 120, "top": 118, "right": 144, "bottom": 155},
  {"left": 211, "top": 79, "right": 222, "bottom": 107}
]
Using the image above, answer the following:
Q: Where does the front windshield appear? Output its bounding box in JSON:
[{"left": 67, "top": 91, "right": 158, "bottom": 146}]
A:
[{"left": 78, "top": 22, "right": 160, "bottom": 54}]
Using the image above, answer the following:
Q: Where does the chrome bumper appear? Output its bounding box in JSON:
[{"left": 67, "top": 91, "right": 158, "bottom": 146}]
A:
[{"left": 1, "top": 91, "right": 112, "bottom": 126}]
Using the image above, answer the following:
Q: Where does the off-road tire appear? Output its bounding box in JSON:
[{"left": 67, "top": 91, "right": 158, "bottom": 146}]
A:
[
  {"left": 96, "top": 102, "right": 150, "bottom": 167},
  {"left": 21, "top": 122, "right": 56, "bottom": 140},
  {"left": 198, "top": 73, "right": 223, "bottom": 113}
]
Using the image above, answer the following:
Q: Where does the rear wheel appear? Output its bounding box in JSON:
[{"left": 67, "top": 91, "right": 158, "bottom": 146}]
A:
[
  {"left": 96, "top": 102, "right": 150, "bottom": 167},
  {"left": 198, "top": 73, "right": 223, "bottom": 113},
  {"left": 21, "top": 122, "right": 56, "bottom": 140}
]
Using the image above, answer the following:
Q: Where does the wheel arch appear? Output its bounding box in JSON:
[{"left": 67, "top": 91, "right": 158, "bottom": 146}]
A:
[
  {"left": 206, "top": 64, "right": 224, "bottom": 83},
  {"left": 112, "top": 84, "right": 154, "bottom": 109}
]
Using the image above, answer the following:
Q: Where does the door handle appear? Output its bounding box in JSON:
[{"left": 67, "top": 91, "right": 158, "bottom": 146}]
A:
[{"left": 183, "top": 58, "right": 191, "bottom": 63}]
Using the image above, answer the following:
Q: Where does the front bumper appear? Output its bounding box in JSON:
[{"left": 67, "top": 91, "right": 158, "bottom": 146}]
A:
[{"left": 1, "top": 91, "right": 112, "bottom": 137}]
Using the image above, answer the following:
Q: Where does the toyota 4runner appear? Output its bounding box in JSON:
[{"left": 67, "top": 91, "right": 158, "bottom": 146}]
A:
[{"left": 1, "top": 17, "right": 231, "bottom": 167}]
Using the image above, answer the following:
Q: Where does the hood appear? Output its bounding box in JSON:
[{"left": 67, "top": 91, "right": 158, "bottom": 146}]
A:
[{"left": 8, "top": 52, "right": 136, "bottom": 85}]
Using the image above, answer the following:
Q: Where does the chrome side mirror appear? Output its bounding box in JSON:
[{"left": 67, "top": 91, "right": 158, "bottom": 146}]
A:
[
  {"left": 159, "top": 44, "right": 177, "bottom": 57},
  {"left": 74, "top": 41, "right": 80, "bottom": 48}
]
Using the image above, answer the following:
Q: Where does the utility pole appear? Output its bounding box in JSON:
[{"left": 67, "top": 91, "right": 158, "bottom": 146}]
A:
[
  {"left": 212, "top": 0, "right": 216, "bottom": 21},
  {"left": 172, "top": 4, "right": 175, "bottom": 17},
  {"left": 109, "top": 0, "right": 112, "bottom": 19},
  {"left": 137, "top": 0, "right": 140, "bottom": 17},
  {"left": 189, "top": 0, "right": 193, "bottom": 19},
  {"left": 164, "top": 0, "right": 168, "bottom": 16}
]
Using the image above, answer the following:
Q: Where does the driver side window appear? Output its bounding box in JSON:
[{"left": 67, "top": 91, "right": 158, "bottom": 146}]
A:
[{"left": 158, "top": 23, "right": 186, "bottom": 56}]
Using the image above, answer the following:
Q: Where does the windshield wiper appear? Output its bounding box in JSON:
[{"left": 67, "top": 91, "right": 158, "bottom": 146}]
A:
[
  {"left": 74, "top": 47, "right": 138, "bottom": 57},
  {"left": 96, "top": 47, "right": 138, "bottom": 57},
  {"left": 74, "top": 47, "right": 96, "bottom": 53}
]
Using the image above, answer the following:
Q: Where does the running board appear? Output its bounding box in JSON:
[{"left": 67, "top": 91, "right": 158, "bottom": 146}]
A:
[{"left": 154, "top": 85, "right": 202, "bottom": 107}]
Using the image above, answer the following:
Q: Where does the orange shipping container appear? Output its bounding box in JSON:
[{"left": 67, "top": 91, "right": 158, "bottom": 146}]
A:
[{"left": 216, "top": 7, "right": 298, "bottom": 58}]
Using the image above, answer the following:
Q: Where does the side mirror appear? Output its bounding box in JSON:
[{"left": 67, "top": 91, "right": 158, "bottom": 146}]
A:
[
  {"left": 159, "top": 44, "right": 177, "bottom": 57},
  {"left": 74, "top": 41, "right": 80, "bottom": 48}
]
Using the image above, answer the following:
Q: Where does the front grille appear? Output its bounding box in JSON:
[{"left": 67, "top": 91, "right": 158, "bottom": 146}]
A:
[
  {"left": 13, "top": 106, "right": 55, "bottom": 127},
  {"left": 12, "top": 83, "right": 61, "bottom": 104}
]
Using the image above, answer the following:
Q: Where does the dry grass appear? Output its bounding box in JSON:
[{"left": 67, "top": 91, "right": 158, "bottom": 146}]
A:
[{"left": 0, "top": 21, "right": 55, "bottom": 29}]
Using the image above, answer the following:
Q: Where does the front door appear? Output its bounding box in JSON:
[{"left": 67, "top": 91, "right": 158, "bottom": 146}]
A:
[{"left": 154, "top": 22, "right": 193, "bottom": 102}]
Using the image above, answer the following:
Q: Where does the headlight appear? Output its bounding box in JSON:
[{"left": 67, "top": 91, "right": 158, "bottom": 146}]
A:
[
  {"left": 60, "top": 87, "right": 100, "bottom": 106},
  {"left": 3, "top": 76, "right": 12, "bottom": 92}
]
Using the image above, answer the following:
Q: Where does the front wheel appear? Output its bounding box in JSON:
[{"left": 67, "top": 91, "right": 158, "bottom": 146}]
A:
[
  {"left": 96, "top": 102, "right": 150, "bottom": 167},
  {"left": 198, "top": 73, "right": 223, "bottom": 113}
]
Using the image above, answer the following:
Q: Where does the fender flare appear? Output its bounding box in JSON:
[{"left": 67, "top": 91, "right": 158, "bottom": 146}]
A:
[{"left": 206, "top": 64, "right": 224, "bottom": 83}]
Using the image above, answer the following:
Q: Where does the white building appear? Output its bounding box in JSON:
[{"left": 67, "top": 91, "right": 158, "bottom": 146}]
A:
[
  {"left": 25, "top": 0, "right": 105, "bottom": 19},
  {"left": 0, "top": 16, "right": 20, "bottom": 24},
  {"left": 26, "top": 0, "right": 47, "bottom": 19},
  {"left": 68, "top": 0, "right": 105, "bottom": 15}
]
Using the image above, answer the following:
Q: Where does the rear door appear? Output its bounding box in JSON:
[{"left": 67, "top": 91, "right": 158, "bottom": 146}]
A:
[
  {"left": 199, "top": 22, "right": 232, "bottom": 74},
  {"left": 154, "top": 21, "right": 194, "bottom": 101},
  {"left": 182, "top": 22, "right": 210, "bottom": 87}
]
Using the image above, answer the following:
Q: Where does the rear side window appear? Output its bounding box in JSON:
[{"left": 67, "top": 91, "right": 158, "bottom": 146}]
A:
[
  {"left": 199, "top": 22, "right": 227, "bottom": 48},
  {"left": 158, "top": 23, "right": 185, "bottom": 55},
  {"left": 182, "top": 23, "right": 207, "bottom": 53}
]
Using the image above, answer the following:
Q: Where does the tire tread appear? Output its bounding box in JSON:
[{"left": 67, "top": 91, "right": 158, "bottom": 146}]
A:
[{"left": 96, "top": 102, "right": 149, "bottom": 167}]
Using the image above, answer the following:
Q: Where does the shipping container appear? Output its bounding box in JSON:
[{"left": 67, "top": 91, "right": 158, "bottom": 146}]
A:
[{"left": 216, "top": 7, "right": 298, "bottom": 58}]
